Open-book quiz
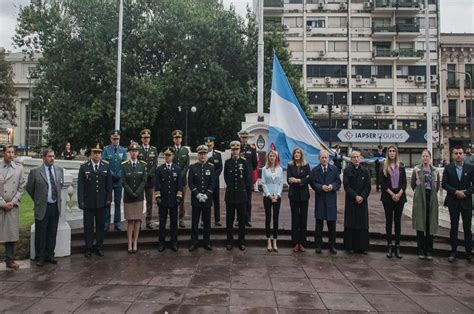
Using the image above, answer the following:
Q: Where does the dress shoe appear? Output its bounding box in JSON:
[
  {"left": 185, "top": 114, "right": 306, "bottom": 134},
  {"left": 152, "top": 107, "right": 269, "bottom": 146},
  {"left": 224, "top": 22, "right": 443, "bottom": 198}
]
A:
[
  {"left": 179, "top": 221, "right": 185, "bottom": 228},
  {"left": 146, "top": 223, "right": 153, "bottom": 230},
  {"left": 239, "top": 244, "right": 246, "bottom": 251},
  {"left": 293, "top": 245, "right": 299, "bottom": 253},
  {"left": 234, "top": 222, "right": 239, "bottom": 227},
  {"left": 158, "top": 245, "right": 165, "bottom": 252},
  {"left": 273, "top": 239, "right": 278, "bottom": 252},
  {"left": 426, "top": 252, "right": 433, "bottom": 261},
  {"left": 299, "top": 244, "right": 305, "bottom": 252},
  {"left": 36, "top": 260, "right": 45, "bottom": 267},
  {"left": 330, "top": 247, "right": 337, "bottom": 255},
  {"left": 128, "top": 249, "right": 133, "bottom": 254},
  {"left": 204, "top": 244, "right": 212, "bottom": 251},
  {"left": 394, "top": 245, "right": 402, "bottom": 259},
  {"left": 418, "top": 254, "right": 426, "bottom": 260},
  {"left": 189, "top": 245, "right": 198, "bottom": 252},
  {"left": 361, "top": 251, "right": 368, "bottom": 255},
  {"left": 448, "top": 252, "right": 457, "bottom": 263},
  {"left": 346, "top": 250, "right": 354, "bottom": 254},
  {"left": 200, "top": 222, "right": 204, "bottom": 227},
  {"left": 104, "top": 224, "right": 110, "bottom": 232},
  {"left": 6, "top": 261, "right": 19, "bottom": 270},
  {"left": 95, "top": 249, "right": 104, "bottom": 257},
  {"left": 84, "top": 251, "right": 92, "bottom": 258},
  {"left": 386, "top": 244, "right": 393, "bottom": 258},
  {"left": 215, "top": 221, "right": 222, "bottom": 227},
  {"left": 132, "top": 249, "right": 138, "bottom": 254},
  {"left": 114, "top": 225, "right": 122, "bottom": 232},
  {"left": 46, "top": 258, "right": 58, "bottom": 265},
  {"left": 171, "top": 245, "right": 178, "bottom": 252},
  {"left": 245, "top": 222, "right": 252, "bottom": 227},
  {"left": 315, "top": 247, "right": 322, "bottom": 254},
  {"left": 226, "top": 244, "right": 233, "bottom": 251}
]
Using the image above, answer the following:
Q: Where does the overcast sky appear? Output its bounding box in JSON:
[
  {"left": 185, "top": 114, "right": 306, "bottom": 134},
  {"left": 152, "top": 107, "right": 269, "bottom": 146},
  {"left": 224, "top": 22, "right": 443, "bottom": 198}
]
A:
[{"left": 1, "top": 0, "right": 473, "bottom": 51}]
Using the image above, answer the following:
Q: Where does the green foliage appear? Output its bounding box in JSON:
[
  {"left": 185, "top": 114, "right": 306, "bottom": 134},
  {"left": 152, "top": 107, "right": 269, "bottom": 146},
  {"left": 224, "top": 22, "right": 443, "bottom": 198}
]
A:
[{"left": 0, "top": 49, "right": 17, "bottom": 126}]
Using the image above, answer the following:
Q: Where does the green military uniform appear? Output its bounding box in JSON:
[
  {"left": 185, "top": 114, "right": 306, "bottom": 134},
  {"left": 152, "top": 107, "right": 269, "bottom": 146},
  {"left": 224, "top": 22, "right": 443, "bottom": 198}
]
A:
[
  {"left": 121, "top": 159, "right": 148, "bottom": 203},
  {"left": 171, "top": 130, "right": 190, "bottom": 226}
]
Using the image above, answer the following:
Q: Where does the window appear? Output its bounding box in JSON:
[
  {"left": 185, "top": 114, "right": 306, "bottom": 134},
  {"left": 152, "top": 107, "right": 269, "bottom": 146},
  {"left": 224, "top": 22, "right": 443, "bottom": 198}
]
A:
[
  {"left": 352, "top": 65, "right": 371, "bottom": 78},
  {"left": 306, "top": 41, "right": 325, "bottom": 52},
  {"left": 25, "top": 105, "right": 43, "bottom": 128},
  {"left": 289, "top": 0, "right": 303, "bottom": 3},
  {"left": 447, "top": 64, "right": 456, "bottom": 87},
  {"left": 350, "top": 17, "right": 370, "bottom": 28},
  {"left": 307, "top": 65, "right": 347, "bottom": 77},
  {"left": 448, "top": 99, "right": 457, "bottom": 122},
  {"left": 27, "top": 129, "right": 43, "bottom": 149},
  {"left": 328, "top": 41, "right": 348, "bottom": 52},
  {"left": 284, "top": 17, "right": 303, "bottom": 28},
  {"left": 397, "top": 120, "right": 426, "bottom": 130},
  {"left": 351, "top": 41, "right": 370, "bottom": 52},
  {"left": 397, "top": 93, "right": 429, "bottom": 106},
  {"left": 352, "top": 92, "right": 392, "bottom": 105},
  {"left": 417, "top": 41, "right": 437, "bottom": 53},
  {"left": 308, "top": 92, "right": 347, "bottom": 105},
  {"left": 396, "top": 65, "right": 437, "bottom": 77},
  {"left": 352, "top": 65, "right": 391, "bottom": 78},
  {"left": 328, "top": 17, "right": 347, "bottom": 28},
  {"left": 465, "top": 64, "right": 474, "bottom": 88},
  {"left": 466, "top": 100, "right": 472, "bottom": 119},
  {"left": 307, "top": 19, "right": 326, "bottom": 28},
  {"left": 264, "top": 17, "right": 282, "bottom": 30},
  {"left": 417, "top": 17, "right": 437, "bottom": 29},
  {"left": 288, "top": 41, "right": 304, "bottom": 51},
  {"left": 373, "top": 18, "right": 392, "bottom": 27},
  {"left": 313, "top": 119, "right": 348, "bottom": 129}
]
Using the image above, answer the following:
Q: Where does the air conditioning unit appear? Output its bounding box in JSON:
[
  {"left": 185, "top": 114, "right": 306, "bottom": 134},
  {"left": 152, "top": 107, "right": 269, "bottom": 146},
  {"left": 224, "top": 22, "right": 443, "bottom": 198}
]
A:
[
  {"left": 282, "top": 24, "right": 289, "bottom": 31},
  {"left": 306, "top": 25, "right": 313, "bottom": 32},
  {"left": 311, "top": 105, "right": 319, "bottom": 112},
  {"left": 363, "top": 0, "right": 372, "bottom": 9},
  {"left": 319, "top": 50, "right": 325, "bottom": 56},
  {"left": 375, "top": 105, "right": 383, "bottom": 113},
  {"left": 325, "top": 76, "right": 331, "bottom": 84},
  {"left": 430, "top": 74, "right": 438, "bottom": 84},
  {"left": 340, "top": 78, "right": 348, "bottom": 85},
  {"left": 383, "top": 106, "right": 393, "bottom": 113},
  {"left": 356, "top": 75, "right": 363, "bottom": 81},
  {"left": 407, "top": 75, "right": 415, "bottom": 82},
  {"left": 340, "top": 105, "right": 348, "bottom": 113},
  {"left": 415, "top": 75, "right": 426, "bottom": 84},
  {"left": 339, "top": 2, "right": 347, "bottom": 10},
  {"left": 370, "top": 77, "right": 377, "bottom": 84}
]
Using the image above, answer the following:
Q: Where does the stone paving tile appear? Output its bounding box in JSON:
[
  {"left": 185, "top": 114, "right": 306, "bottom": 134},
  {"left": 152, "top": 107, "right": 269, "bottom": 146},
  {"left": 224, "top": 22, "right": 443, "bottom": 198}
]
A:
[
  {"left": 0, "top": 280, "right": 21, "bottom": 294},
  {"left": 318, "top": 292, "right": 375, "bottom": 311},
  {"left": 198, "top": 255, "right": 233, "bottom": 266},
  {"left": 232, "top": 254, "right": 266, "bottom": 266},
  {"left": 374, "top": 267, "right": 425, "bottom": 282},
  {"left": 136, "top": 286, "right": 185, "bottom": 304},
  {"left": 182, "top": 287, "right": 230, "bottom": 306},
  {"left": 231, "top": 275, "right": 273, "bottom": 290},
  {"left": 178, "top": 304, "right": 228, "bottom": 314},
  {"left": 310, "top": 278, "right": 358, "bottom": 293},
  {"left": 47, "top": 281, "right": 104, "bottom": 299},
  {"left": 302, "top": 263, "right": 345, "bottom": 279},
  {"left": 279, "top": 309, "right": 328, "bottom": 314},
  {"left": 229, "top": 306, "right": 278, "bottom": 314},
  {"left": 74, "top": 269, "right": 112, "bottom": 285},
  {"left": 363, "top": 293, "right": 425, "bottom": 312},
  {"left": 159, "top": 266, "right": 197, "bottom": 276},
  {"left": 231, "top": 266, "right": 268, "bottom": 277},
  {"left": 196, "top": 265, "right": 231, "bottom": 275},
  {"left": 148, "top": 273, "right": 192, "bottom": 287},
  {"left": 107, "top": 267, "right": 157, "bottom": 285},
  {"left": 74, "top": 299, "right": 131, "bottom": 313},
  {"left": 189, "top": 274, "right": 231, "bottom": 289},
  {"left": 271, "top": 277, "right": 314, "bottom": 292},
  {"left": 392, "top": 281, "right": 445, "bottom": 296},
  {"left": 408, "top": 295, "right": 472, "bottom": 313},
  {"left": 28, "top": 269, "right": 77, "bottom": 283},
  {"left": 267, "top": 266, "right": 307, "bottom": 278},
  {"left": 0, "top": 296, "right": 39, "bottom": 312},
  {"left": 274, "top": 291, "right": 326, "bottom": 309},
  {"left": 453, "top": 296, "right": 474, "bottom": 310},
  {"left": 229, "top": 289, "right": 276, "bottom": 307},
  {"left": 409, "top": 269, "right": 460, "bottom": 282},
  {"left": 5, "top": 280, "right": 62, "bottom": 298},
  {"left": 0, "top": 268, "right": 42, "bottom": 282},
  {"left": 91, "top": 284, "right": 145, "bottom": 302},
  {"left": 126, "top": 301, "right": 180, "bottom": 313},
  {"left": 429, "top": 281, "right": 474, "bottom": 298},
  {"left": 350, "top": 279, "right": 401, "bottom": 295},
  {"left": 264, "top": 255, "right": 300, "bottom": 267},
  {"left": 337, "top": 265, "right": 384, "bottom": 280},
  {"left": 23, "top": 298, "right": 84, "bottom": 313}
]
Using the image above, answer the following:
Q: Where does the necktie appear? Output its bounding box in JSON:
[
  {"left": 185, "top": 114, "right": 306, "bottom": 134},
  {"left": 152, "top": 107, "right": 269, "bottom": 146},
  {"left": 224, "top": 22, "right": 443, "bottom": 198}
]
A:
[
  {"left": 168, "top": 165, "right": 171, "bottom": 171},
  {"left": 94, "top": 164, "right": 98, "bottom": 173},
  {"left": 48, "top": 165, "right": 58, "bottom": 201},
  {"left": 133, "top": 162, "right": 136, "bottom": 169},
  {"left": 114, "top": 146, "right": 117, "bottom": 154}
]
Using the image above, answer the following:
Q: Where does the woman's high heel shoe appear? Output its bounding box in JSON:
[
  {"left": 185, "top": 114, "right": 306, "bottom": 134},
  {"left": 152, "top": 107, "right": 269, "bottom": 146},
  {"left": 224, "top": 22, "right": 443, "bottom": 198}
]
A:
[
  {"left": 273, "top": 239, "right": 278, "bottom": 252},
  {"left": 267, "top": 239, "right": 272, "bottom": 252}
]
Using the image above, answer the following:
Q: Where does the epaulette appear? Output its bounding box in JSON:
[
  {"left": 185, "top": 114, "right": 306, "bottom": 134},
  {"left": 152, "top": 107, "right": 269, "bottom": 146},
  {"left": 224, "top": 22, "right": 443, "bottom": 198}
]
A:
[
  {"left": 82, "top": 161, "right": 89, "bottom": 166},
  {"left": 214, "top": 150, "right": 222, "bottom": 154},
  {"left": 139, "top": 160, "right": 147, "bottom": 164},
  {"left": 121, "top": 160, "right": 129, "bottom": 164},
  {"left": 101, "top": 160, "right": 109, "bottom": 164},
  {"left": 239, "top": 156, "right": 246, "bottom": 161},
  {"left": 207, "top": 162, "right": 215, "bottom": 167},
  {"left": 250, "top": 144, "right": 256, "bottom": 148}
]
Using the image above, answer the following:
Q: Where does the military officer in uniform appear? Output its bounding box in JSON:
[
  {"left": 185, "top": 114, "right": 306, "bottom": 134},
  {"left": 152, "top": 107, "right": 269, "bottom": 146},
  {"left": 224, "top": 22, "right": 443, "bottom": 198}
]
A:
[
  {"left": 188, "top": 145, "right": 215, "bottom": 251},
  {"left": 102, "top": 130, "right": 127, "bottom": 231},
  {"left": 155, "top": 147, "right": 183, "bottom": 252},
  {"left": 239, "top": 130, "right": 258, "bottom": 227},
  {"left": 204, "top": 136, "right": 223, "bottom": 226},
  {"left": 77, "top": 144, "right": 112, "bottom": 257},
  {"left": 224, "top": 141, "right": 252, "bottom": 251},
  {"left": 171, "top": 130, "right": 190, "bottom": 228},
  {"left": 138, "top": 129, "right": 159, "bottom": 229}
]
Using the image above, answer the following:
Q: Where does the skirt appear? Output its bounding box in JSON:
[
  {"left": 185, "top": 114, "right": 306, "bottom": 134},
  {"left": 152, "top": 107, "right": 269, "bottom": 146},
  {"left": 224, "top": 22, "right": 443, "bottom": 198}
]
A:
[{"left": 124, "top": 201, "right": 144, "bottom": 222}]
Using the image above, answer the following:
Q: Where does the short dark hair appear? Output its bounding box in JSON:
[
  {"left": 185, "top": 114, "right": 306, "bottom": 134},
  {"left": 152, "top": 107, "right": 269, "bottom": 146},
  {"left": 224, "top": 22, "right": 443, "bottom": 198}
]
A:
[
  {"left": 42, "top": 148, "right": 55, "bottom": 157},
  {"left": 452, "top": 145, "right": 464, "bottom": 152},
  {"left": 2, "top": 145, "right": 14, "bottom": 153}
]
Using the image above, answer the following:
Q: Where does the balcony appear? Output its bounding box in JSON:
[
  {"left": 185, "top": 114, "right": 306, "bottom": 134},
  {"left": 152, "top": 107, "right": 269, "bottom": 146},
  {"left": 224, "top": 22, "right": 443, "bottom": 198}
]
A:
[
  {"left": 447, "top": 79, "right": 460, "bottom": 89},
  {"left": 263, "top": 0, "right": 283, "bottom": 12},
  {"left": 372, "top": 25, "right": 397, "bottom": 37},
  {"left": 396, "top": 0, "right": 422, "bottom": 12},
  {"left": 373, "top": 0, "right": 396, "bottom": 11},
  {"left": 398, "top": 48, "right": 423, "bottom": 60},
  {"left": 442, "top": 117, "right": 471, "bottom": 126},
  {"left": 397, "top": 24, "right": 420, "bottom": 37},
  {"left": 372, "top": 48, "right": 398, "bottom": 60}
]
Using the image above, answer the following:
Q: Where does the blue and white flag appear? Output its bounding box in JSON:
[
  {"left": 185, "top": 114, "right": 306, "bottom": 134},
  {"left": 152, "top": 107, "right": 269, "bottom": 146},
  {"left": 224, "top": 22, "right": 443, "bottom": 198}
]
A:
[{"left": 269, "top": 53, "right": 332, "bottom": 169}]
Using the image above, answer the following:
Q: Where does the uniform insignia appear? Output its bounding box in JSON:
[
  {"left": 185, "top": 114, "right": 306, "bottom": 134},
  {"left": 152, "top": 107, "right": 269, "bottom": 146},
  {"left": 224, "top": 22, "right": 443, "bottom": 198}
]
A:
[
  {"left": 85, "top": 171, "right": 90, "bottom": 174},
  {"left": 140, "top": 160, "right": 147, "bottom": 164},
  {"left": 102, "top": 160, "right": 109, "bottom": 164},
  {"left": 121, "top": 160, "right": 128, "bottom": 164},
  {"left": 119, "top": 153, "right": 124, "bottom": 158},
  {"left": 173, "top": 172, "right": 177, "bottom": 177},
  {"left": 238, "top": 164, "right": 243, "bottom": 170},
  {"left": 205, "top": 170, "right": 211, "bottom": 176}
]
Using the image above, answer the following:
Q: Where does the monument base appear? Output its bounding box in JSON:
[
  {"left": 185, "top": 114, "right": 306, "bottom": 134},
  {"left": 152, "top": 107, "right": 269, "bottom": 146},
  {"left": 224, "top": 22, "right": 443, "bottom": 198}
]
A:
[{"left": 30, "top": 221, "right": 71, "bottom": 260}]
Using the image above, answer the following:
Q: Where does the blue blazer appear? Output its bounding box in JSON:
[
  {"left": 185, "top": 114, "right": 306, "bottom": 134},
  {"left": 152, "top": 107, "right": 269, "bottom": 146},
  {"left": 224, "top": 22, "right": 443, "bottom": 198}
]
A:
[
  {"left": 261, "top": 166, "right": 283, "bottom": 197},
  {"left": 309, "top": 164, "right": 341, "bottom": 221}
]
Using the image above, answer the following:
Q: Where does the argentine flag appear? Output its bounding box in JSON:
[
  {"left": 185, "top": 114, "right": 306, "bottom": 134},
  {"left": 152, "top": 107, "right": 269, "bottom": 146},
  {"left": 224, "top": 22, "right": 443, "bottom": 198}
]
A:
[{"left": 269, "top": 53, "right": 332, "bottom": 169}]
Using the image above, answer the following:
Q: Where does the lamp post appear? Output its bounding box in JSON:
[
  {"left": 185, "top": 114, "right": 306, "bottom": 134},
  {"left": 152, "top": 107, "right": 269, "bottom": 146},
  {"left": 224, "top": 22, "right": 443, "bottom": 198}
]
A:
[
  {"left": 26, "top": 73, "right": 32, "bottom": 156},
  {"left": 115, "top": 0, "right": 124, "bottom": 130},
  {"left": 179, "top": 105, "right": 197, "bottom": 147},
  {"left": 322, "top": 103, "right": 338, "bottom": 148}
]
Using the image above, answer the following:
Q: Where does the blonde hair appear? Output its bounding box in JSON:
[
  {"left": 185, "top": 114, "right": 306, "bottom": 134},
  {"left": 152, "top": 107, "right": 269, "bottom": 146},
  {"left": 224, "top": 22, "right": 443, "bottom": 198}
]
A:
[
  {"left": 383, "top": 144, "right": 400, "bottom": 177},
  {"left": 266, "top": 150, "right": 280, "bottom": 168},
  {"left": 291, "top": 147, "right": 306, "bottom": 166}
]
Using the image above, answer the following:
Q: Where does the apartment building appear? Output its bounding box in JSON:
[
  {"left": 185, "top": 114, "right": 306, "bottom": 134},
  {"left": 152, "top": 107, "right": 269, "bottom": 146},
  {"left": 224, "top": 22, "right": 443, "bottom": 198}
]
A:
[{"left": 260, "top": 0, "right": 440, "bottom": 165}]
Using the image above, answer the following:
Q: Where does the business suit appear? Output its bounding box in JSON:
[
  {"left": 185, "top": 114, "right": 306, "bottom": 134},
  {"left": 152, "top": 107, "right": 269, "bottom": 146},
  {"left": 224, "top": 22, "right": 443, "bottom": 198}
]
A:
[
  {"left": 287, "top": 162, "right": 311, "bottom": 247},
  {"left": 26, "top": 164, "right": 64, "bottom": 263},
  {"left": 442, "top": 162, "right": 474, "bottom": 256},
  {"left": 240, "top": 143, "right": 257, "bottom": 224}
]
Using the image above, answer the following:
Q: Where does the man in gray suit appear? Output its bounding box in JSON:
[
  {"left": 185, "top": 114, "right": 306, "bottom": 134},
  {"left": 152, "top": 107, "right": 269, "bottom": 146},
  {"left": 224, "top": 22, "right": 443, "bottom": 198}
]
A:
[{"left": 26, "top": 148, "right": 64, "bottom": 267}]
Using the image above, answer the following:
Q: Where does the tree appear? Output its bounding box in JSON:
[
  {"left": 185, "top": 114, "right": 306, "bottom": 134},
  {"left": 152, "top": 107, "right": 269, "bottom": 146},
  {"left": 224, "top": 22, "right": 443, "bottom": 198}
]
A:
[{"left": 0, "top": 49, "right": 17, "bottom": 126}]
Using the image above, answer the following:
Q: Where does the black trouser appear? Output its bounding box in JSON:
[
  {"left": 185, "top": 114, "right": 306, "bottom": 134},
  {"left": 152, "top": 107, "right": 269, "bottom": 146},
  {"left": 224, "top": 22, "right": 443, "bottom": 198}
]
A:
[
  {"left": 315, "top": 219, "right": 336, "bottom": 249},
  {"left": 449, "top": 205, "right": 473, "bottom": 255},
  {"left": 4, "top": 242, "right": 15, "bottom": 262},
  {"left": 192, "top": 206, "right": 211, "bottom": 246},
  {"left": 159, "top": 206, "right": 178, "bottom": 246},
  {"left": 375, "top": 166, "right": 381, "bottom": 190},
  {"left": 83, "top": 207, "right": 105, "bottom": 251},
  {"left": 145, "top": 186, "right": 154, "bottom": 223},
  {"left": 213, "top": 181, "right": 220, "bottom": 223},
  {"left": 263, "top": 196, "right": 281, "bottom": 239},
  {"left": 35, "top": 202, "right": 59, "bottom": 261},
  {"left": 417, "top": 190, "right": 433, "bottom": 254},
  {"left": 290, "top": 200, "right": 308, "bottom": 246},
  {"left": 226, "top": 202, "right": 246, "bottom": 245},
  {"left": 246, "top": 187, "right": 252, "bottom": 223},
  {"left": 383, "top": 199, "right": 404, "bottom": 245}
]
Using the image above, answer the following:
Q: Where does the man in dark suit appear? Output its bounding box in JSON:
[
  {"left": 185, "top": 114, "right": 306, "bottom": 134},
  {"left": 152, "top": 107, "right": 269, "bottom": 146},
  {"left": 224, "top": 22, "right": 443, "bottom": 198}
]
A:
[
  {"left": 205, "top": 136, "right": 223, "bottom": 226},
  {"left": 26, "top": 148, "right": 64, "bottom": 267},
  {"left": 77, "top": 144, "right": 113, "bottom": 258},
  {"left": 155, "top": 147, "right": 183, "bottom": 252},
  {"left": 239, "top": 130, "right": 257, "bottom": 227},
  {"left": 310, "top": 150, "right": 341, "bottom": 254},
  {"left": 172, "top": 130, "right": 190, "bottom": 228},
  {"left": 442, "top": 146, "right": 474, "bottom": 263}
]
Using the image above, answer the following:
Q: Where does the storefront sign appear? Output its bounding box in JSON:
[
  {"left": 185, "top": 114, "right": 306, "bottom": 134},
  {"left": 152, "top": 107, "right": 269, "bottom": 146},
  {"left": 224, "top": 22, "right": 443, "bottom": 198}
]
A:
[{"left": 337, "top": 129, "right": 410, "bottom": 143}]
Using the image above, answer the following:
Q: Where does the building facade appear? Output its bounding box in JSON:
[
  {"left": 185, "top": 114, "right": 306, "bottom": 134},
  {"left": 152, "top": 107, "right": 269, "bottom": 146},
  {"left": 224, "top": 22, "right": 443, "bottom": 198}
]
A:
[
  {"left": 260, "top": 0, "right": 440, "bottom": 166},
  {"left": 0, "top": 50, "right": 44, "bottom": 153},
  {"left": 439, "top": 33, "right": 474, "bottom": 162}
]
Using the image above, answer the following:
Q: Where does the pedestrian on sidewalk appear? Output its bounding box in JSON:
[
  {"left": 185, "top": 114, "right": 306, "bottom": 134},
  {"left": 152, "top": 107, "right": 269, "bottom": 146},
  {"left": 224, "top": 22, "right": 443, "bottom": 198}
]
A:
[
  {"left": 0, "top": 145, "right": 25, "bottom": 270},
  {"left": 380, "top": 144, "right": 407, "bottom": 259},
  {"left": 77, "top": 144, "right": 112, "bottom": 258},
  {"left": 442, "top": 146, "right": 474, "bottom": 263},
  {"left": 411, "top": 149, "right": 440, "bottom": 261},
  {"left": 343, "top": 149, "right": 371, "bottom": 254},
  {"left": 287, "top": 147, "right": 311, "bottom": 253},
  {"left": 310, "top": 150, "right": 340, "bottom": 255},
  {"left": 261, "top": 150, "right": 283, "bottom": 252}
]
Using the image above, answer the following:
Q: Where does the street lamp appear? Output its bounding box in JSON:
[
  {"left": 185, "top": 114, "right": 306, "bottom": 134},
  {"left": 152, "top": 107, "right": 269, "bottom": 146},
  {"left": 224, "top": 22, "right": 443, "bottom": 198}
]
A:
[
  {"left": 178, "top": 105, "right": 197, "bottom": 146},
  {"left": 26, "top": 72, "right": 32, "bottom": 156},
  {"left": 322, "top": 103, "right": 338, "bottom": 148},
  {"left": 441, "top": 69, "right": 473, "bottom": 147}
]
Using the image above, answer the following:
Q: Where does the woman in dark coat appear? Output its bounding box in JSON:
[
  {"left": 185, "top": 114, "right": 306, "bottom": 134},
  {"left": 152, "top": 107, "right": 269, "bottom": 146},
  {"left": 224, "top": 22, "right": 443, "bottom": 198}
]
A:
[
  {"left": 287, "top": 147, "right": 311, "bottom": 252},
  {"left": 380, "top": 144, "right": 407, "bottom": 259},
  {"left": 343, "top": 149, "right": 371, "bottom": 254}
]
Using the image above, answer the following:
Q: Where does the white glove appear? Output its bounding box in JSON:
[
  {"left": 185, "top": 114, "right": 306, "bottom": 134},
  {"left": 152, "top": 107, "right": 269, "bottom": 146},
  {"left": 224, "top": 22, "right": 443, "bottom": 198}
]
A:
[
  {"left": 201, "top": 194, "right": 208, "bottom": 202},
  {"left": 196, "top": 193, "right": 206, "bottom": 202}
]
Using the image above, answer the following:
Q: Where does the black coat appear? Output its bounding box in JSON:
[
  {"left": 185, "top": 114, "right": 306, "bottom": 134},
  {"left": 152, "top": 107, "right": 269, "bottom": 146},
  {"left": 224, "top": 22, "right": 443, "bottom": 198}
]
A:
[
  {"left": 121, "top": 160, "right": 148, "bottom": 203},
  {"left": 188, "top": 162, "right": 215, "bottom": 208},
  {"left": 224, "top": 156, "right": 252, "bottom": 204},
  {"left": 77, "top": 160, "right": 112, "bottom": 209},
  {"left": 240, "top": 143, "right": 258, "bottom": 171},
  {"left": 309, "top": 164, "right": 341, "bottom": 221},
  {"left": 343, "top": 164, "right": 371, "bottom": 229},
  {"left": 380, "top": 164, "right": 407, "bottom": 204},
  {"left": 207, "top": 150, "right": 223, "bottom": 187},
  {"left": 154, "top": 163, "right": 183, "bottom": 208},
  {"left": 442, "top": 162, "right": 474, "bottom": 210},
  {"left": 287, "top": 162, "right": 311, "bottom": 202}
]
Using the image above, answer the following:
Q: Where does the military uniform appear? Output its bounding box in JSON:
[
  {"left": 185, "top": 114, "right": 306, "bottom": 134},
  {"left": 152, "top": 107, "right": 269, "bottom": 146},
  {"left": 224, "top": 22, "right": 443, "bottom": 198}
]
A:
[
  {"left": 121, "top": 160, "right": 147, "bottom": 204},
  {"left": 172, "top": 130, "right": 190, "bottom": 227},
  {"left": 206, "top": 146, "right": 223, "bottom": 224},
  {"left": 155, "top": 147, "right": 183, "bottom": 251},
  {"left": 77, "top": 148, "right": 112, "bottom": 255},
  {"left": 138, "top": 130, "right": 159, "bottom": 226},
  {"left": 240, "top": 134, "right": 258, "bottom": 225},
  {"left": 102, "top": 130, "right": 127, "bottom": 230},
  {"left": 224, "top": 141, "right": 252, "bottom": 249},
  {"left": 188, "top": 145, "right": 215, "bottom": 249}
]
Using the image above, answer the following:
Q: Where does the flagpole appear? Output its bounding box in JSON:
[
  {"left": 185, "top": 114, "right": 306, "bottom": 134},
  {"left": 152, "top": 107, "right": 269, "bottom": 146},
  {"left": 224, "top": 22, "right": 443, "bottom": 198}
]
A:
[
  {"left": 115, "top": 0, "right": 123, "bottom": 130},
  {"left": 257, "top": 0, "right": 264, "bottom": 115}
]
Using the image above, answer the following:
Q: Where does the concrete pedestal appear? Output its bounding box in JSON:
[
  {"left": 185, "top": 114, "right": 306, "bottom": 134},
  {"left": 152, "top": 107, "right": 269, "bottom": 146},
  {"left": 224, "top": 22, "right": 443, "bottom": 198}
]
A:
[{"left": 30, "top": 221, "right": 71, "bottom": 260}]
